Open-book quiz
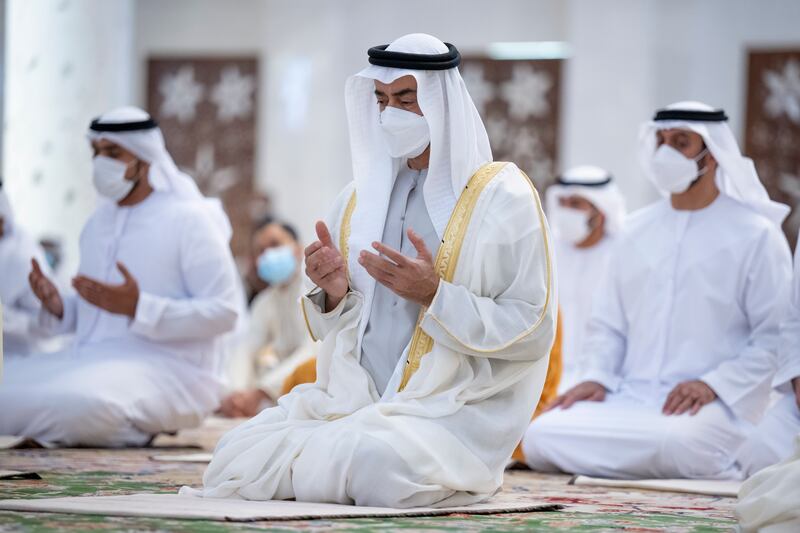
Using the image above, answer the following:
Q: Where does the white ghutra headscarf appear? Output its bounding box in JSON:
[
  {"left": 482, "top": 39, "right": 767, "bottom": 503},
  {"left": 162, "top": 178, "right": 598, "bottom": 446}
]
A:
[
  {"left": 639, "top": 101, "right": 789, "bottom": 228},
  {"left": 545, "top": 165, "right": 627, "bottom": 236},
  {"left": 344, "top": 33, "right": 492, "bottom": 305},
  {"left": 87, "top": 106, "right": 232, "bottom": 241}
]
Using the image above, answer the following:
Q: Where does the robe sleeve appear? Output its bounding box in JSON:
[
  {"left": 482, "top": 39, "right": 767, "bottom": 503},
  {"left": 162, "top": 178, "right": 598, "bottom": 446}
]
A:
[
  {"left": 419, "top": 165, "right": 556, "bottom": 362},
  {"left": 773, "top": 229, "right": 800, "bottom": 392},
  {"left": 298, "top": 181, "right": 356, "bottom": 342},
  {"left": 701, "top": 226, "right": 793, "bottom": 415},
  {"left": 577, "top": 254, "right": 628, "bottom": 392},
  {"left": 129, "top": 206, "right": 239, "bottom": 342},
  {"left": 300, "top": 288, "right": 357, "bottom": 342}
]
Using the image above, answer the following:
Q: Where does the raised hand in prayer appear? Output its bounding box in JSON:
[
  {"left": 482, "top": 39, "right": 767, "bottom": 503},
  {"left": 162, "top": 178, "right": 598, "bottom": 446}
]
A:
[
  {"left": 71, "top": 262, "right": 139, "bottom": 317},
  {"left": 359, "top": 228, "right": 439, "bottom": 307},
  {"left": 28, "top": 258, "right": 64, "bottom": 319},
  {"left": 793, "top": 377, "right": 800, "bottom": 411},
  {"left": 662, "top": 380, "right": 717, "bottom": 416},
  {"left": 305, "top": 221, "right": 349, "bottom": 312},
  {"left": 544, "top": 381, "right": 606, "bottom": 411}
]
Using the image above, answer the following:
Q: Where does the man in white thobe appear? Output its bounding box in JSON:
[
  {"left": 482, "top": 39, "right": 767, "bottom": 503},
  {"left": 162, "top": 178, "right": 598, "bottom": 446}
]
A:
[
  {"left": 545, "top": 166, "right": 625, "bottom": 391},
  {"left": 184, "top": 33, "right": 556, "bottom": 507},
  {"left": 0, "top": 185, "right": 56, "bottom": 356},
  {"left": 220, "top": 217, "right": 315, "bottom": 417},
  {"left": 523, "top": 101, "right": 792, "bottom": 479},
  {"left": 737, "top": 228, "right": 800, "bottom": 476},
  {"left": 0, "top": 107, "right": 240, "bottom": 447}
]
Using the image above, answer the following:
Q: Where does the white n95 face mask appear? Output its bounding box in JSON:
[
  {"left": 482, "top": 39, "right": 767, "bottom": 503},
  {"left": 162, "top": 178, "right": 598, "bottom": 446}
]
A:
[
  {"left": 552, "top": 206, "right": 592, "bottom": 244},
  {"left": 92, "top": 155, "right": 136, "bottom": 202},
  {"left": 649, "top": 144, "right": 708, "bottom": 194},
  {"left": 379, "top": 106, "right": 430, "bottom": 158}
]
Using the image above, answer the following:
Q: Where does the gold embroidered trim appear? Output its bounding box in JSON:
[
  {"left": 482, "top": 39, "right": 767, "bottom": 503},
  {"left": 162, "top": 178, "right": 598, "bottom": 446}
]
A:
[
  {"left": 397, "top": 162, "right": 509, "bottom": 391},
  {"left": 340, "top": 191, "right": 357, "bottom": 279},
  {"left": 299, "top": 298, "right": 318, "bottom": 342},
  {"left": 425, "top": 170, "right": 553, "bottom": 353}
]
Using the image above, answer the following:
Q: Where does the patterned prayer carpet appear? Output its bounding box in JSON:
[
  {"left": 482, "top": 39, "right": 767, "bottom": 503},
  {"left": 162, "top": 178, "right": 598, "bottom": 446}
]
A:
[{"left": 0, "top": 418, "right": 737, "bottom": 532}]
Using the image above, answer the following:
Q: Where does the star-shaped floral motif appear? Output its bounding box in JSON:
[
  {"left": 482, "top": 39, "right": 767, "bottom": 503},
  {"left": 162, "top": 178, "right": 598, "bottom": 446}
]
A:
[
  {"left": 764, "top": 59, "right": 800, "bottom": 124},
  {"left": 159, "top": 66, "right": 204, "bottom": 123},
  {"left": 211, "top": 66, "right": 256, "bottom": 122},
  {"left": 500, "top": 64, "right": 552, "bottom": 121}
]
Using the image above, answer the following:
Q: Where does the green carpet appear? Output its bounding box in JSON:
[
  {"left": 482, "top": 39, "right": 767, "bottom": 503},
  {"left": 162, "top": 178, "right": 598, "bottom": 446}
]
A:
[{"left": 0, "top": 419, "right": 737, "bottom": 531}]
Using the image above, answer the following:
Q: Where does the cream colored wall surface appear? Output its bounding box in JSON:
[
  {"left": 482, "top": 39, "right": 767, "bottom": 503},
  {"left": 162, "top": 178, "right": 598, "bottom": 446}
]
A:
[
  {"left": 134, "top": 0, "right": 566, "bottom": 244},
  {"left": 3, "top": 0, "right": 135, "bottom": 274},
  {"left": 6, "top": 0, "right": 800, "bottom": 262}
]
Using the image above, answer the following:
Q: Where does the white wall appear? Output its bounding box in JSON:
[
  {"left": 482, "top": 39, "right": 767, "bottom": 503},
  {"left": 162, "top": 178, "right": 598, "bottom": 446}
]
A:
[
  {"left": 561, "top": 0, "right": 660, "bottom": 211},
  {"left": 652, "top": 0, "right": 800, "bottom": 139},
  {"left": 134, "top": 0, "right": 567, "bottom": 243},
  {"left": 562, "top": 0, "right": 800, "bottom": 212},
  {"left": 3, "top": 0, "right": 134, "bottom": 273},
  {"left": 7, "top": 0, "right": 800, "bottom": 263}
]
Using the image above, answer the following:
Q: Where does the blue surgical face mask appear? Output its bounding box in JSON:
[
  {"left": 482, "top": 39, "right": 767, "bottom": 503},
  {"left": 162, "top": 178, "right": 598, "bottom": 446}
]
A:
[{"left": 257, "top": 245, "right": 297, "bottom": 285}]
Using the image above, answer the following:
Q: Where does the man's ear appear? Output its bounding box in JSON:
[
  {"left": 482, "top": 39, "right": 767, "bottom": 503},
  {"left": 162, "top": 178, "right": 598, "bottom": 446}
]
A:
[
  {"left": 133, "top": 160, "right": 150, "bottom": 180},
  {"left": 706, "top": 151, "right": 717, "bottom": 170},
  {"left": 591, "top": 210, "right": 606, "bottom": 231}
]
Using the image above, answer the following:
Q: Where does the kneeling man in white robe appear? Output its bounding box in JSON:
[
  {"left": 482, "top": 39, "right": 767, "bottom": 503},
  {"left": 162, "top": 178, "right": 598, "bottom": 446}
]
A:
[
  {"left": 184, "top": 33, "right": 556, "bottom": 507},
  {"left": 523, "top": 102, "right": 792, "bottom": 479},
  {"left": 738, "top": 228, "right": 800, "bottom": 476},
  {"left": 0, "top": 107, "right": 240, "bottom": 447}
]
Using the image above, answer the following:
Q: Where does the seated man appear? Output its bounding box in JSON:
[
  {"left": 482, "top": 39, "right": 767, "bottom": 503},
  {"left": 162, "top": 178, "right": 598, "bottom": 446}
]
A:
[
  {"left": 738, "top": 228, "right": 800, "bottom": 476},
  {"left": 0, "top": 183, "right": 57, "bottom": 356},
  {"left": 545, "top": 166, "right": 625, "bottom": 391},
  {"left": 523, "top": 102, "right": 792, "bottom": 479},
  {"left": 184, "top": 34, "right": 556, "bottom": 507},
  {"left": 0, "top": 107, "right": 240, "bottom": 447},
  {"left": 220, "top": 216, "right": 315, "bottom": 417}
]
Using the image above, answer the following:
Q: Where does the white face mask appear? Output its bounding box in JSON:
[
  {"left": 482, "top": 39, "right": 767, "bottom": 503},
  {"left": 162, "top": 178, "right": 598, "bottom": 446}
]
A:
[
  {"left": 379, "top": 106, "right": 430, "bottom": 158},
  {"left": 552, "top": 205, "right": 592, "bottom": 244},
  {"left": 649, "top": 144, "right": 708, "bottom": 194},
  {"left": 92, "top": 155, "right": 136, "bottom": 202}
]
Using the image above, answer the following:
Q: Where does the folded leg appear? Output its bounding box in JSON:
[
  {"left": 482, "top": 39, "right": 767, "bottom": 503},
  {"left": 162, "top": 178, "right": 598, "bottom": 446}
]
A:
[{"left": 522, "top": 394, "right": 745, "bottom": 479}]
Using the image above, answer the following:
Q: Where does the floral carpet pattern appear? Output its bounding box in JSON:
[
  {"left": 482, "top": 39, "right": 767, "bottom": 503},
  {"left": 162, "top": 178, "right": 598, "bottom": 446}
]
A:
[{"left": 0, "top": 419, "right": 737, "bottom": 531}]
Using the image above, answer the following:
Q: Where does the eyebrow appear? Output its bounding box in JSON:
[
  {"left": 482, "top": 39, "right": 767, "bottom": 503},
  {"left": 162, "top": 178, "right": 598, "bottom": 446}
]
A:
[{"left": 374, "top": 88, "right": 417, "bottom": 97}]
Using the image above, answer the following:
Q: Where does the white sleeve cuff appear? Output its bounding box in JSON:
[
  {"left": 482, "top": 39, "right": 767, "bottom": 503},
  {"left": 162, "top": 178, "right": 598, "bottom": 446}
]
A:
[
  {"left": 300, "top": 288, "right": 353, "bottom": 341},
  {"left": 129, "top": 292, "right": 165, "bottom": 338}
]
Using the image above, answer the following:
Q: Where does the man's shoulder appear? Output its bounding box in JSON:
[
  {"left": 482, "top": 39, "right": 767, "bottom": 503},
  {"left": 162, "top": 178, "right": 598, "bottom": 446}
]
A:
[
  {"left": 485, "top": 162, "right": 537, "bottom": 203},
  {"left": 714, "top": 195, "right": 776, "bottom": 235},
  {"left": 470, "top": 163, "right": 548, "bottom": 235},
  {"left": 169, "top": 198, "right": 211, "bottom": 220}
]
